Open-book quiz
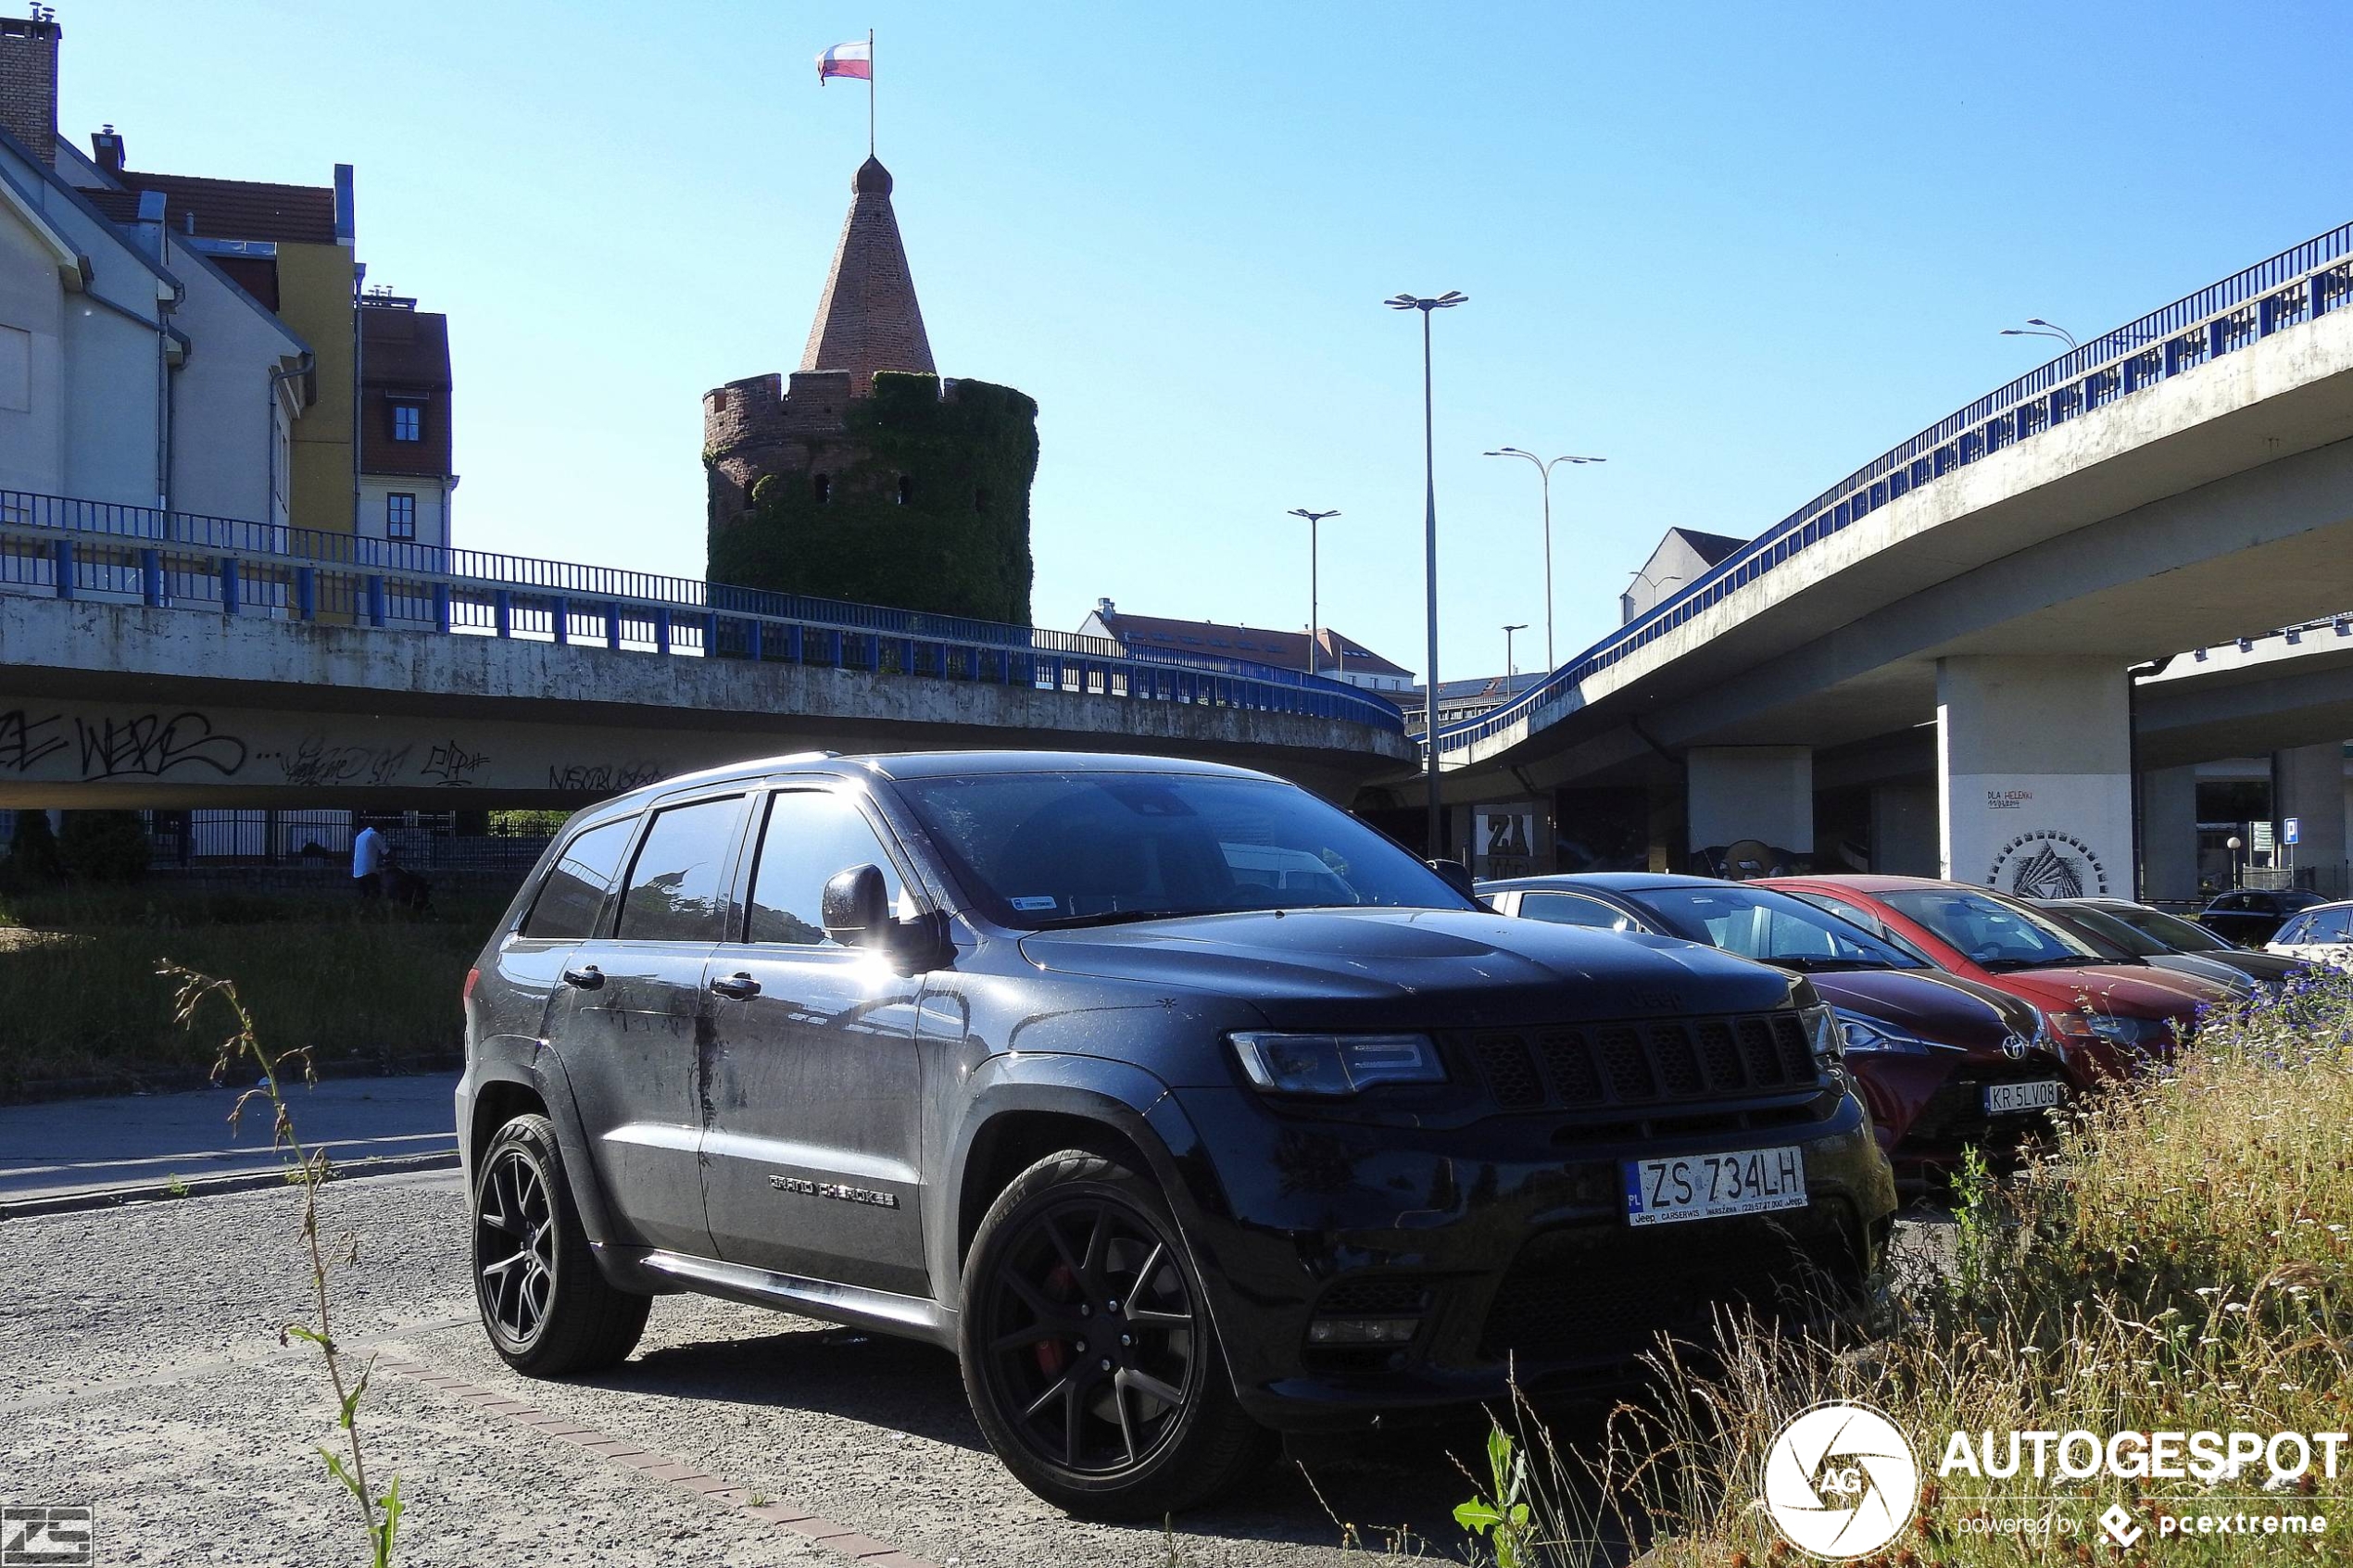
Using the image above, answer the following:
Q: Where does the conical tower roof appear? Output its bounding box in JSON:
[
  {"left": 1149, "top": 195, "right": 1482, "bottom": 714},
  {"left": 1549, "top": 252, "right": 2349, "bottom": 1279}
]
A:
[{"left": 799, "top": 157, "right": 936, "bottom": 395}]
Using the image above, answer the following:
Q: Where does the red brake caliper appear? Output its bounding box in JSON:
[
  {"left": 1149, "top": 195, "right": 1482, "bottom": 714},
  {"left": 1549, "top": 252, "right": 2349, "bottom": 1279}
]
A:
[{"left": 1033, "top": 1262, "right": 1078, "bottom": 1377}]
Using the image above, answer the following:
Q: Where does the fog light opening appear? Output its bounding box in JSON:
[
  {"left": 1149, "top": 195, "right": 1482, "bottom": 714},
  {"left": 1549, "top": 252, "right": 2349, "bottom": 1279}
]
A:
[{"left": 1307, "top": 1317, "right": 1420, "bottom": 1346}]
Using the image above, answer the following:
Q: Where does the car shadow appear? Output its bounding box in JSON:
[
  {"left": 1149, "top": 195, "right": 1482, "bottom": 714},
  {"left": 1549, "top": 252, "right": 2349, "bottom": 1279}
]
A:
[{"left": 579, "top": 1314, "right": 1637, "bottom": 1562}]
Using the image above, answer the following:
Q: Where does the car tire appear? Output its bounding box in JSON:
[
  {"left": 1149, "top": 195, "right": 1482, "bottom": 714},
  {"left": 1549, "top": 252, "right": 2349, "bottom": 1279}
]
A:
[
  {"left": 959, "top": 1148, "right": 1269, "bottom": 1520},
  {"left": 472, "top": 1113, "right": 649, "bottom": 1375}
]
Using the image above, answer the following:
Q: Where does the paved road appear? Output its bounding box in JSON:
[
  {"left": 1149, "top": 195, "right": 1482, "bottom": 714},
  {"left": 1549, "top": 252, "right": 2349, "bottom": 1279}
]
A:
[
  {"left": 0, "top": 1168, "right": 1571, "bottom": 1567},
  {"left": 0, "top": 1076, "right": 459, "bottom": 1206}
]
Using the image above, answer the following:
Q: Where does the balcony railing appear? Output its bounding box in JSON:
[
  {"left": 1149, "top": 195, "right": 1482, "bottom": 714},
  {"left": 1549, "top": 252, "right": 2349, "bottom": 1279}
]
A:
[
  {"left": 0, "top": 491, "right": 1405, "bottom": 737},
  {"left": 1434, "top": 218, "right": 2353, "bottom": 759}
]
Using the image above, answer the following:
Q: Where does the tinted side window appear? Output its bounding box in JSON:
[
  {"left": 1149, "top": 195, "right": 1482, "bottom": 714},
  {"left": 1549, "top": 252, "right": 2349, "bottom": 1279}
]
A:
[
  {"left": 615, "top": 797, "right": 745, "bottom": 942},
  {"left": 520, "top": 818, "right": 635, "bottom": 939},
  {"left": 2308, "top": 909, "right": 2351, "bottom": 942},
  {"left": 748, "top": 791, "right": 907, "bottom": 947},
  {"left": 2276, "top": 916, "right": 2311, "bottom": 944},
  {"left": 1518, "top": 892, "right": 1636, "bottom": 931}
]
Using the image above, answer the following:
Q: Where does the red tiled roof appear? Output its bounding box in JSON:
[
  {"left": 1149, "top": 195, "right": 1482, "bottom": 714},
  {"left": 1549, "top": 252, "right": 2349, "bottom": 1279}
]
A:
[
  {"left": 111, "top": 169, "right": 338, "bottom": 245},
  {"left": 1094, "top": 610, "right": 1412, "bottom": 677}
]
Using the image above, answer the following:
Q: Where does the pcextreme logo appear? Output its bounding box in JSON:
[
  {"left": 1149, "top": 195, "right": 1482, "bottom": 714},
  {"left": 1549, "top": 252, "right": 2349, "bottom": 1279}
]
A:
[{"left": 1762, "top": 1402, "right": 1920, "bottom": 1560}]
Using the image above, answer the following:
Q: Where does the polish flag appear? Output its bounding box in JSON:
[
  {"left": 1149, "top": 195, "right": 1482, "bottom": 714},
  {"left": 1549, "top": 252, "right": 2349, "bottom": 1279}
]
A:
[{"left": 817, "top": 41, "right": 872, "bottom": 82}]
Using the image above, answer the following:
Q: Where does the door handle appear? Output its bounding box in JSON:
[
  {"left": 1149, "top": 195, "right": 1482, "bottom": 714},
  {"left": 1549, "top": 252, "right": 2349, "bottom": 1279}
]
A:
[
  {"left": 561, "top": 964, "right": 604, "bottom": 991},
  {"left": 710, "top": 972, "right": 761, "bottom": 1000}
]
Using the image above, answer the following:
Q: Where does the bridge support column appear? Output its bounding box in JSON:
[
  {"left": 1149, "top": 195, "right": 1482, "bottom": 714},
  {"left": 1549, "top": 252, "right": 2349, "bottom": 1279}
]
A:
[
  {"left": 1687, "top": 746, "right": 1814, "bottom": 859},
  {"left": 1938, "top": 656, "right": 2132, "bottom": 896},
  {"left": 2139, "top": 765, "right": 2199, "bottom": 902},
  {"left": 2272, "top": 743, "right": 2347, "bottom": 889},
  {"left": 1869, "top": 783, "right": 1939, "bottom": 876}
]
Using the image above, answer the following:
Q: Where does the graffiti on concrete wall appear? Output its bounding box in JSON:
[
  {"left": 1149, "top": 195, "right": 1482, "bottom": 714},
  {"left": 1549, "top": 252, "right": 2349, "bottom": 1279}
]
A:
[
  {"left": 546, "top": 762, "right": 668, "bottom": 793},
  {"left": 423, "top": 742, "right": 491, "bottom": 787},
  {"left": 260, "top": 736, "right": 412, "bottom": 788},
  {"left": 1, "top": 709, "right": 250, "bottom": 780}
]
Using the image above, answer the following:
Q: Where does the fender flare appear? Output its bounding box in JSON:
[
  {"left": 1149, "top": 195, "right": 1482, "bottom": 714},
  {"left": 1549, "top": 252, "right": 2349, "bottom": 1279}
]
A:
[
  {"left": 466, "top": 1039, "right": 623, "bottom": 1253},
  {"left": 934, "top": 1053, "right": 1217, "bottom": 1315}
]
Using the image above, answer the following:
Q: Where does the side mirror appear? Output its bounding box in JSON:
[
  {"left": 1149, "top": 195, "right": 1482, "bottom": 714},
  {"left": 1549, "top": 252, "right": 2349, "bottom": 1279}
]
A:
[
  {"left": 1427, "top": 858, "right": 1477, "bottom": 900},
  {"left": 822, "top": 863, "right": 891, "bottom": 947}
]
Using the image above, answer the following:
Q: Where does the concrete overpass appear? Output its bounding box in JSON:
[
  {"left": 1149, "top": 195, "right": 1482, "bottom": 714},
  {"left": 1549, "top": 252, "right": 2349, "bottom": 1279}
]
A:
[
  {"left": 0, "top": 510, "right": 1415, "bottom": 809},
  {"left": 1427, "top": 220, "right": 2353, "bottom": 897}
]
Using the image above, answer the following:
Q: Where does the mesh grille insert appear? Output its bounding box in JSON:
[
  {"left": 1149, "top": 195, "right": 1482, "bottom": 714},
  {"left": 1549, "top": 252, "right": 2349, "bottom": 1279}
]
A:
[{"left": 1454, "top": 1012, "right": 1822, "bottom": 1112}]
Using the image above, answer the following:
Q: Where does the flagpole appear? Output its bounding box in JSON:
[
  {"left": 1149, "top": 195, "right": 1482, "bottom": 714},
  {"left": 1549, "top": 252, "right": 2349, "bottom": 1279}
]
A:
[{"left": 868, "top": 28, "right": 875, "bottom": 158}]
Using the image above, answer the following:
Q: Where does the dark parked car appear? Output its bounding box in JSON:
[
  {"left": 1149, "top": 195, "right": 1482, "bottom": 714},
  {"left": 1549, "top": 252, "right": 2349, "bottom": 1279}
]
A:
[
  {"left": 459, "top": 752, "right": 1895, "bottom": 1517},
  {"left": 2196, "top": 887, "right": 2328, "bottom": 947},
  {"left": 2037, "top": 897, "right": 2307, "bottom": 992},
  {"left": 1480, "top": 874, "right": 2059, "bottom": 1188},
  {"left": 1756, "top": 876, "right": 2234, "bottom": 1087}
]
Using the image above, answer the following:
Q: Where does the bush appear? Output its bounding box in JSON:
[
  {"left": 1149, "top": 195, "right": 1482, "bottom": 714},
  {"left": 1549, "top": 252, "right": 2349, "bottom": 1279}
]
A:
[
  {"left": 3, "top": 809, "right": 63, "bottom": 884},
  {"left": 58, "top": 810, "right": 153, "bottom": 884}
]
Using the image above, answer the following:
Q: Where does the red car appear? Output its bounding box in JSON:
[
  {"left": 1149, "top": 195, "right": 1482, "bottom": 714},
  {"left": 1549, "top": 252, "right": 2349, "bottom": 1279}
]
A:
[{"left": 1754, "top": 875, "right": 2234, "bottom": 1089}]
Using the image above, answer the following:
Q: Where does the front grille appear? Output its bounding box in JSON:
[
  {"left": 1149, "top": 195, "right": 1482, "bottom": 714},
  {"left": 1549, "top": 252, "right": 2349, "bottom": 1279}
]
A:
[
  {"left": 1456, "top": 1012, "right": 1820, "bottom": 1113},
  {"left": 1315, "top": 1278, "right": 1433, "bottom": 1317},
  {"left": 1478, "top": 1210, "right": 1858, "bottom": 1366}
]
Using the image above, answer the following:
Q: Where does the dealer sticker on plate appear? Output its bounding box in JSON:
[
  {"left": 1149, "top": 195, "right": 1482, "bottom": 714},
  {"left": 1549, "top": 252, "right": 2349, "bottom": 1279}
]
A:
[{"left": 1622, "top": 1147, "right": 1807, "bottom": 1227}]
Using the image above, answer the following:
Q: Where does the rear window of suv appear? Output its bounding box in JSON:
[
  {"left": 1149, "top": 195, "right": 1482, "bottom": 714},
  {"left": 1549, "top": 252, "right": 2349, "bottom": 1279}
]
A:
[{"left": 521, "top": 817, "right": 636, "bottom": 939}]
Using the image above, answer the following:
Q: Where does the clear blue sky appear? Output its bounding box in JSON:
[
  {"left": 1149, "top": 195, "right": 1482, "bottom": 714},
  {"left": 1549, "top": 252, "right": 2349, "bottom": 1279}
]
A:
[{"left": 56, "top": 0, "right": 2353, "bottom": 684}]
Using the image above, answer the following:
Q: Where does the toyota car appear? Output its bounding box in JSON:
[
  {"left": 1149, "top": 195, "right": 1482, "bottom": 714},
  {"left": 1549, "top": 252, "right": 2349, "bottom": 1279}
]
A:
[
  {"left": 459, "top": 752, "right": 1895, "bottom": 1518},
  {"left": 1756, "top": 875, "right": 2233, "bottom": 1085},
  {"left": 1480, "top": 873, "right": 2060, "bottom": 1188}
]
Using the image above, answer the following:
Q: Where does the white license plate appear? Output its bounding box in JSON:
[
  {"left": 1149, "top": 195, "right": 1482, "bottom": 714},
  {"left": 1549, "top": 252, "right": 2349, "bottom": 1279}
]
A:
[
  {"left": 1622, "top": 1147, "right": 1807, "bottom": 1227},
  {"left": 1984, "top": 1079, "right": 2065, "bottom": 1115}
]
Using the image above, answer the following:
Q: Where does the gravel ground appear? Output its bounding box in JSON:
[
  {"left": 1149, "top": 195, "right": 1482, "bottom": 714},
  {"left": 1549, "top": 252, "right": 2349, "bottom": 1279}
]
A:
[{"left": 0, "top": 1170, "right": 1523, "bottom": 1567}]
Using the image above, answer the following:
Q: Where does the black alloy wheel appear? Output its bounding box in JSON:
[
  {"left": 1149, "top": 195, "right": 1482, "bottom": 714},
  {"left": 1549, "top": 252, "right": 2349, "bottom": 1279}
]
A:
[
  {"left": 471, "top": 1113, "right": 648, "bottom": 1374},
  {"left": 475, "top": 1141, "right": 557, "bottom": 1346},
  {"left": 961, "top": 1150, "right": 1266, "bottom": 1518}
]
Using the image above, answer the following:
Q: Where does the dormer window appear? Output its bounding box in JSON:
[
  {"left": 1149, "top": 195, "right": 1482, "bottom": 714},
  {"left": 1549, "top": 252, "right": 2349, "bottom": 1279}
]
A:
[{"left": 392, "top": 404, "right": 422, "bottom": 442}]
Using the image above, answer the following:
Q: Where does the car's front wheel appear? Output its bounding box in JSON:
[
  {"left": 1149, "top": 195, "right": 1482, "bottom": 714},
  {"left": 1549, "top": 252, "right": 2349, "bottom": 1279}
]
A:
[
  {"left": 959, "top": 1148, "right": 1268, "bottom": 1519},
  {"left": 472, "top": 1113, "right": 648, "bottom": 1374}
]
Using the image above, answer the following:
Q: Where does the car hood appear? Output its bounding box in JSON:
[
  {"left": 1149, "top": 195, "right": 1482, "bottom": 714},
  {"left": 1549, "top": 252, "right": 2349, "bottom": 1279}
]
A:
[
  {"left": 1806, "top": 969, "right": 2040, "bottom": 1058},
  {"left": 1982, "top": 962, "right": 2226, "bottom": 1018},
  {"left": 1016, "top": 907, "right": 1804, "bottom": 1028}
]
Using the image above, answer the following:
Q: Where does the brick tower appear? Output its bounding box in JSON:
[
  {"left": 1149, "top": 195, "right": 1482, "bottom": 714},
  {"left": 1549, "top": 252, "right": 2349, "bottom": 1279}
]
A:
[{"left": 703, "top": 157, "right": 1036, "bottom": 624}]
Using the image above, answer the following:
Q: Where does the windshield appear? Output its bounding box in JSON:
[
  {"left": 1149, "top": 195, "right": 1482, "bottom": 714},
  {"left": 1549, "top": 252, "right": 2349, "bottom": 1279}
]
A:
[
  {"left": 2048, "top": 903, "right": 2175, "bottom": 959},
  {"left": 2102, "top": 905, "right": 2233, "bottom": 952},
  {"left": 1638, "top": 884, "right": 1926, "bottom": 971},
  {"left": 895, "top": 771, "right": 1472, "bottom": 928},
  {"left": 1882, "top": 888, "right": 2105, "bottom": 971}
]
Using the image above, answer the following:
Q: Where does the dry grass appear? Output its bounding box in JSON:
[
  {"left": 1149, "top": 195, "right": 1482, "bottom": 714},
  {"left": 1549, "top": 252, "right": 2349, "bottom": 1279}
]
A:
[{"left": 1462, "top": 971, "right": 2353, "bottom": 1567}]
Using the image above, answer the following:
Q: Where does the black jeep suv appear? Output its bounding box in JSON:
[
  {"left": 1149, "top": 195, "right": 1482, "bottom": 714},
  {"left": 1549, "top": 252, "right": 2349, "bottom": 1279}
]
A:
[{"left": 459, "top": 751, "right": 1894, "bottom": 1517}]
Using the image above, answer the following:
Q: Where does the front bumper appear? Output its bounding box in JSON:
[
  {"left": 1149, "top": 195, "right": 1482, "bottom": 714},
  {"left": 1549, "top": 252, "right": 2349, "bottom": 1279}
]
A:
[{"left": 1163, "top": 1081, "right": 1894, "bottom": 1432}]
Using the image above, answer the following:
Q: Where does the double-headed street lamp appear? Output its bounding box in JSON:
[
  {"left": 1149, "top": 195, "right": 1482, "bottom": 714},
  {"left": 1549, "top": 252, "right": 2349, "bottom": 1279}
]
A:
[
  {"left": 1386, "top": 290, "right": 1467, "bottom": 861},
  {"left": 1483, "top": 446, "right": 1605, "bottom": 672},
  {"left": 2000, "top": 318, "right": 2079, "bottom": 352},
  {"left": 1287, "top": 508, "right": 1341, "bottom": 677}
]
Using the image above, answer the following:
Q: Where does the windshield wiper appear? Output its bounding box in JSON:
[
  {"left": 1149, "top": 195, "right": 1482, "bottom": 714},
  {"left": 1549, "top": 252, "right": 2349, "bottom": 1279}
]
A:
[
  {"left": 1025, "top": 907, "right": 1232, "bottom": 931},
  {"left": 1769, "top": 956, "right": 1890, "bottom": 972}
]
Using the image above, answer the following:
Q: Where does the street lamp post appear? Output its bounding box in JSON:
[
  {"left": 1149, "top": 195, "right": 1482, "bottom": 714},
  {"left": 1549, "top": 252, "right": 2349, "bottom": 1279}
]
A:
[
  {"left": 1286, "top": 508, "right": 1341, "bottom": 677},
  {"left": 1387, "top": 291, "right": 1466, "bottom": 860},
  {"left": 1502, "top": 622, "right": 1528, "bottom": 680},
  {"left": 1483, "top": 447, "right": 1604, "bottom": 671},
  {"left": 1999, "top": 318, "right": 2080, "bottom": 352}
]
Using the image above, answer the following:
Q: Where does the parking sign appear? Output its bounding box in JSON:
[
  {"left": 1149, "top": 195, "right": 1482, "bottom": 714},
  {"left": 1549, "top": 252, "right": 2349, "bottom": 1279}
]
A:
[{"left": 2286, "top": 817, "right": 2301, "bottom": 846}]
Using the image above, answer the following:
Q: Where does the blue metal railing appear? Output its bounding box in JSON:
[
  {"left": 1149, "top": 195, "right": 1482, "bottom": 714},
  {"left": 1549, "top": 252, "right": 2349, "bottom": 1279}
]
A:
[
  {"left": 1435, "top": 219, "right": 2353, "bottom": 758},
  {"left": 0, "top": 491, "right": 1406, "bottom": 736}
]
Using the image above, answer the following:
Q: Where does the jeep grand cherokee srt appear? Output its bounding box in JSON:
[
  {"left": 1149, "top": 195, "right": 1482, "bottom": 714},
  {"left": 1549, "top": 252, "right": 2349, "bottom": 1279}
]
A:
[{"left": 459, "top": 751, "right": 1895, "bottom": 1517}]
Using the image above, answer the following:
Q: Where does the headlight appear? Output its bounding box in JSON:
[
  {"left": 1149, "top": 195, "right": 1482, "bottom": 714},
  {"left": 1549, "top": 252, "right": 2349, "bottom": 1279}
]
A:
[
  {"left": 2046, "top": 1010, "right": 2169, "bottom": 1047},
  {"left": 1832, "top": 1009, "right": 1932, "bottom": 1056},
  {"left": 1228, "top": 1032, "right": 1446, "bottom": 1095},
  {"left": 1798, "top": 1003, "right": 1842, "bottom": 1064}
]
